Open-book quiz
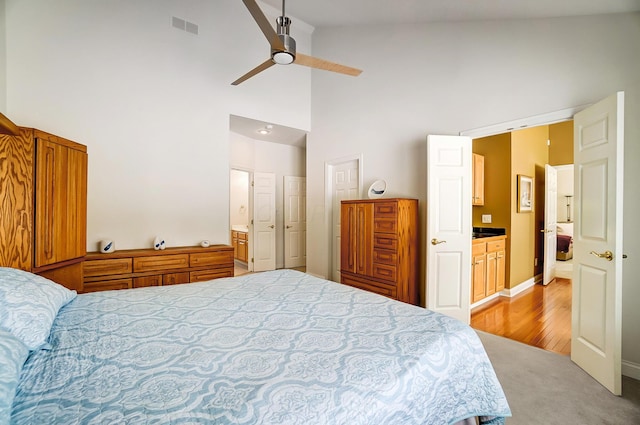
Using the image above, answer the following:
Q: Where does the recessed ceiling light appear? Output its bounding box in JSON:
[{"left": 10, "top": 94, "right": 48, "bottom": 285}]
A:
[{"left": 257, "top": 124, "right": 273, "bottom": 135}]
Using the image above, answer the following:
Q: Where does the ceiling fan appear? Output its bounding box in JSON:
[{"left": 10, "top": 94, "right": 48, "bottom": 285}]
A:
[{"left": 232, "top": 0, "right": 363, "bottom": 85}]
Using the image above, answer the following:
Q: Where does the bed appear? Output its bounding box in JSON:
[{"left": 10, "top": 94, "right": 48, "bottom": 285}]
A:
[
  {"left": 556, "top": 223, "right": 574, "bottom": 261},
  {"left": 1, "top": 267, "right": 510, "bottom": 425}
]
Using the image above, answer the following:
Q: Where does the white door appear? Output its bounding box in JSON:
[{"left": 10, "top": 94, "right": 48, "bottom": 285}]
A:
[
  {"left": 284, "top": 176, "right": 306, "bottom": 268},
  {"left": 571, "top": 92, "right": 624, "bottom": 395},
  {"left": 253, "top": 172, "right": 276, "bottom": 272},
  {"left": 330, "top": 160, "right": 360, "bottom": 282},
  {"left": 543, "top": 164, "right": 558, "bottom": 285},
  {"left": 426, "top": 135, "right": 472, "bottom": 324}
]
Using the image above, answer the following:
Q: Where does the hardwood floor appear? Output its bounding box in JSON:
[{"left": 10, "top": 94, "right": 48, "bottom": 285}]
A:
[{"left": 471, "top": 278, "right": 572, "bottom": 355}]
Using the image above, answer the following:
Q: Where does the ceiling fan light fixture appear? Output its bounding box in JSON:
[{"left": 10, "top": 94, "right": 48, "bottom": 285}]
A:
[{"left": 272, "top": 51, "right": 294, "bottom": 65}]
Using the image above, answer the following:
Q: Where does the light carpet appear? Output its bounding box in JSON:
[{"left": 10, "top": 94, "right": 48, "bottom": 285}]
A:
[{"left": 477, "top": 331, "right": 640, "bottom": 424}]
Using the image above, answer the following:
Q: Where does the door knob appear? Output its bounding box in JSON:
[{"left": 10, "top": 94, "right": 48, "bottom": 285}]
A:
[
  {"left": 590, "top": 250, "right": 613, "bottom": 261},
  {"left": 286, "top": 225, "right": 292, "bottom": 229},
  {"left": 269, "top": 225, "right": 275, "bottom": 229},
  {"left": 431, "top": 238, "right": 446, "bottom": 245},
  {"left": 540, "top": 229, "right": 553, "bottom": 233}
]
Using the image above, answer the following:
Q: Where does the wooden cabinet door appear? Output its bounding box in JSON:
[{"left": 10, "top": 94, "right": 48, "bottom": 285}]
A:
[
  {"left": 486, "top": 251, "right": 497, "bottom": 296},
  {"left": 472, "top": 253, "right": 486, "bottom": 303},
  {"left": 355, "top": 203, "right": 373, "bottom": 277},
  {"left": 231, "top": 231, "right": 238, "bottom": 259},
  {"left": 340, "top": 203, "right": 357, "bottom": 274},
  {"left": 0, "top": 130, "right": 33, "bottom": 270},
  {"left": 472, "top": 153, "right": 485, "bottom": 206},
  {"left": 238, "top": 239, "right": 248, "bottom": 262},
  {"left": 34, "top": 139, "right": 87, "bottom": 267},
  {"left": 66, "top": 147, "right": 88, "bottom": 260},
  {"left": 496, "top": 250, "right": 506, "bottom": 292},
  {"left": 34, "top": 140, "right": 66, "bottom": 267}
]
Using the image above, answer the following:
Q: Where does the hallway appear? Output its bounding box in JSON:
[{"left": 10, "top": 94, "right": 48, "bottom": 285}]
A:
[{"left": 471, "top": 278, "right": 572, "bottom": 355}]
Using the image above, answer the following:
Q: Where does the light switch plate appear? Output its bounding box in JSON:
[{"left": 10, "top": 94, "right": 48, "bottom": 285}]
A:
[{"left": 482, "top": 214, "right": 492, "bottom": 224}]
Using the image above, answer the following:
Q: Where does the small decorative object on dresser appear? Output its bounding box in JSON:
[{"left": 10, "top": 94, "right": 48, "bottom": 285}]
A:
[
  {"left": 153, "top": 236, "right": 166, "bottom": 250},
  {"left": 367, "top": 179, "right": 387, "bottom": 199},
  {"left": 200, "top": 240, "right": 210, "bottom": 248},
  {"left": 99, "top": 240, "right": 115, "bottom": 253}
]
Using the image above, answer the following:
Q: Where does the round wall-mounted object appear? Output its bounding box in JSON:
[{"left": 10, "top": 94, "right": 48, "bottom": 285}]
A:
[{"left": 368, "top": 180, "right": 387, "bottom": 199}]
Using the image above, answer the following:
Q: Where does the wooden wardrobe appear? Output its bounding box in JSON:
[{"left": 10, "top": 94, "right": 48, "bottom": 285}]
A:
[
  {"left": 0, "top": 128, "right": 88, "bottom": 290},
  {"left": 340, "top": 198, "right": 419, "bottom": 305}
]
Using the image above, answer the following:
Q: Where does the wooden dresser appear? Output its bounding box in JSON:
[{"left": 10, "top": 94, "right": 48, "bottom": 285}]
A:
[
  {"left": 340, "top": 198, "right": 419, "bottom": 305},
  {"left": 0, "top": 127, "right": 88, "bottom": 290},
  {"left": 82, "top": 245, "right": 234, "bottom": 293}
]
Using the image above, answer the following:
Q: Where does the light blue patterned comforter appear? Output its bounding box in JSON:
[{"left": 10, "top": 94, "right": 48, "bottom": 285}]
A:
[{"left": 12, "top": 270, "right": 510, "bottom": 424}]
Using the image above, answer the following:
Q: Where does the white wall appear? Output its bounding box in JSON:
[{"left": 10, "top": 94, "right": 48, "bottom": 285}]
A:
[
  {"left": 230, "top": 132, "right": 306, "bottom": 269},
  {"left": 622, "top": 82, "right": 640, "bottom": 378},
  {"left": 229, "top": 169, "right": 249, "bottom": 227},
  {"left": 556, "top": 165, "right": 574, "bottom": 223},
  {"left": 0, "top": 0, "right": 6, "bottom": 111},
  {"left": 306, "top": 14, "right": 640, "bottom": 370},
  {"left": 4, "top": 0, "right": 312, "bottom": 251}
]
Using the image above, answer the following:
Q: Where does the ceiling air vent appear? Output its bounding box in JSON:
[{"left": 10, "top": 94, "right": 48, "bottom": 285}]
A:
[{"left": 172, "top": 16, "right": 198, "bottom": 35}]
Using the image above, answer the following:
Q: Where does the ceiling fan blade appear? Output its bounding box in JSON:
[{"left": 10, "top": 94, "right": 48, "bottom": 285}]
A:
[
  {"left": 241, "top": 0, "right": 285, "bottom": 51},
  {"left": 294, "top": 53, "right": 362, "bottom": 77},
  {"left": 231, "top": 58, "right": 276, "bottom": 86}
]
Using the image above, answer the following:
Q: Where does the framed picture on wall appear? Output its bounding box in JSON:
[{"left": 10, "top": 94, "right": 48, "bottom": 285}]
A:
[{"left": 517, "top": 174, "right": 533, "bottom": 213}]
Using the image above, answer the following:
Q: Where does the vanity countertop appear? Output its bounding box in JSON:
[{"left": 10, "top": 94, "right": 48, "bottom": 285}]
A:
[{"left": 472, "top": 227, "right": 506, "bottom": 240}]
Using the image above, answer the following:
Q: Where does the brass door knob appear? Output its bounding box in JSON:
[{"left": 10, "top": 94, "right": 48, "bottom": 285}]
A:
[
  {"left": 590, "top": 250, "right": 613, "bottom": 261},
  {"left": 431, "top": 238, "right": 446, "bottom": 245}
]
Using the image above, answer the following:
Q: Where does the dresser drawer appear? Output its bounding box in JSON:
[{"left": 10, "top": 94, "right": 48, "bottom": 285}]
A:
[
  {"left": 190, "top": 250, "right": 234, "bottom": 268},
  {"left": 374, "top": 235, "right": 397, "bottom": 251},
  {"left": 163, "top": 272, "right": 190, "bottom": 285},
  {"left": 133, "top": 254, "right": 189, "bottom": 272},
  {"left": 472, "top": 242, "right": 487, "bottom": 256},
  {"left": 373, "top": 263, "right": 397, "bottom": 282},
  {"left": 190, "top": 268, "right": 233, "bottom": 282},
  {"left": 133, "top": 275, "right": 162, "bottom": 288},
  {"left": 374, "top": 218, "right": 397, "bottom": 234},
  {"left": 83, "top": 258, "right": 132, "bottom": 277},
  {"left": 82, "top": 278, "right": 132, "bottom": 293},
  {"left": 341, "top": 274, "right": 397, "bottom": 298},
  {"left": 373, "top": 249, "right": 397, "bottom": 265},
  {"left": 374, "top": 202, "right": 397, "bottom": 217},
  {"left": 487, "top": 239, "right": 506, "bottom": 252}
]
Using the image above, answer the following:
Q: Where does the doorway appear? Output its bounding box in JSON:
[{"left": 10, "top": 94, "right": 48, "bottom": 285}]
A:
[
  {"left": 467, "top": 120, "right": 575, "bottom": 355},
  {"left": 229, "top": 114, "right": 308, "bottom": 275},
  {"left": 325, "top": 155, "right": 362, "bottom": 282}
]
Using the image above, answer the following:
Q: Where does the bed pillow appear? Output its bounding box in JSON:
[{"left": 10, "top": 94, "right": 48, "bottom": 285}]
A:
[
  {"left": 0, "top": 267, "right": 77, "bottom": 351},
  {"left": 0, "top": 327, "right": 29, "bottom": 425}
]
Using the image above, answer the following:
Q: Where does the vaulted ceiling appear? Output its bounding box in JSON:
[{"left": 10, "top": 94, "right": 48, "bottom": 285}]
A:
[{"left": 260, "top": 0, "right": 640, "bottom": 27}]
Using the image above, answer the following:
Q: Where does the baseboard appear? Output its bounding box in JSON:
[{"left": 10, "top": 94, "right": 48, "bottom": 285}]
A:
[
  {"left": 306, "top": 271, "right": 326, "bottom": 279},
  {"left": 502, "top": 278, "right": 536, "bottom": 298},
  {"left": 622, "top": 360, "right": 640, "bottom": 380},
  {"left": 470, "top": 292, "right": 501, "bottom": 310}
]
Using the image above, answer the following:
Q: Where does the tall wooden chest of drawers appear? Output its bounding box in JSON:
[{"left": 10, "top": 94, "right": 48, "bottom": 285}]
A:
[
  {"left": 340, "top": 198, "right": 419, "bottom": 305},
  {"left": 82, "top": 245, "right": 234, "bottom": 293}
]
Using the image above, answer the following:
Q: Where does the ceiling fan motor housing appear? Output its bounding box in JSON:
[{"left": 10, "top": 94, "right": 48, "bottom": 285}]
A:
[{"left": 272, "top": 33, "right": 296, "bottom": 64}]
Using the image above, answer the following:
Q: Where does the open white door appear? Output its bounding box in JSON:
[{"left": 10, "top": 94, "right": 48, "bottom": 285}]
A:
[
  {"left": 426, "top": 135, "right": 472, "bottom": 324},
  {"left": 330, "top": 159, "right": 360, "bottom": 282},
  {"left": 253, "top": 172, "right": 276, "bottom": 272},
  {"left": 571, "top": 92, "right": 624, "bottom": 395},
  {"left": 542, "top": 164, "right": 558, "bottom": 285},
  {"left": 284, "top": 176, "right": 306, "bottom": 268}
]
